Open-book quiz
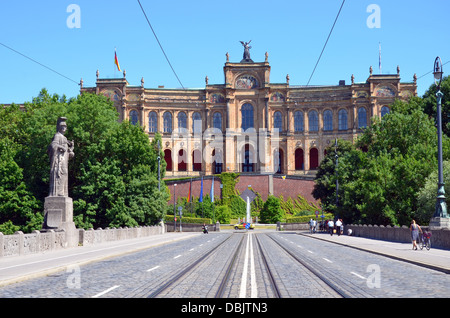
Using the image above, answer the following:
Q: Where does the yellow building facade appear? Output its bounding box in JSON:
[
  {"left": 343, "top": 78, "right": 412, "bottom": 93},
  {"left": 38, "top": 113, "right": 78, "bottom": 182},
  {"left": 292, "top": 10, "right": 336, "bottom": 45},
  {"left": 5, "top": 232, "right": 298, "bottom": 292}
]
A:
[{"left": 80, "top": 54, "right": 417, "bottom": 178}]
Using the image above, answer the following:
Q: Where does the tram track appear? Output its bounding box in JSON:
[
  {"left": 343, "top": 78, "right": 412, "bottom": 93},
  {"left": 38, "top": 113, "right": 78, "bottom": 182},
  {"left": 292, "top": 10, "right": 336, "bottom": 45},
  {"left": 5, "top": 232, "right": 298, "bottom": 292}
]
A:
[
  {"left": 145, "top": 231, "right": 357, "bottom": 298},
  {"left": 262, "top": 233, "right": 350, "bottom": 298},
  {"left": 147, "top": 233, "right": 245, "bottom": 298}
]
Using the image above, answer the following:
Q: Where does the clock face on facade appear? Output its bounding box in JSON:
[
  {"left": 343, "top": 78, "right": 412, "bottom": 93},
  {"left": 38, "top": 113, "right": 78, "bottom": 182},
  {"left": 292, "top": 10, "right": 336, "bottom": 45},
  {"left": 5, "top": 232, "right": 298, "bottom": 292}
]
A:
[{"left": 235, "top": 75, "right": 258, "bottom": 89}]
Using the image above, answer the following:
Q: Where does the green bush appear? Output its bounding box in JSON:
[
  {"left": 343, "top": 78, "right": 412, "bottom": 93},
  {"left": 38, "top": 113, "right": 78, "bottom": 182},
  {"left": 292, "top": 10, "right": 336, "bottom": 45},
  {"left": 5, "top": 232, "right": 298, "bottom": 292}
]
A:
[
  {"left": 286, "top": 213, "right": 333, "bottom": 223},
  {"left": 164, "top": 214, "right": 212, "bottom": 224}
]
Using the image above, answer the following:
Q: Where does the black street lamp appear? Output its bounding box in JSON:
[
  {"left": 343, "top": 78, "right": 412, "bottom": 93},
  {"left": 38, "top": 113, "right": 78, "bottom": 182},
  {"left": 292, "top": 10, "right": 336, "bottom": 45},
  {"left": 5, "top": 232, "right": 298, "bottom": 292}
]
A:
[
  {"left": 157, "top": 140, "right": 161, "bottom": 191},
  {"left": 335, "top": 138, "right": 339, "bottom": 218},
  {"left": 430, "top": 56, "right": 450, "bottom": 229},
  {"left": 173, "top": 183, "right": 177, "bottom": 231}
]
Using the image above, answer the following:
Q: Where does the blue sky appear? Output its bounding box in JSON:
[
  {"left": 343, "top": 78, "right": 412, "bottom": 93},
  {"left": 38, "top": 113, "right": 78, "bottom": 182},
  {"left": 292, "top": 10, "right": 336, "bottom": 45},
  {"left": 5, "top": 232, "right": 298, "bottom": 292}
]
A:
[{"left": 1, "top": 0, "right": 449, "bottom": 104}]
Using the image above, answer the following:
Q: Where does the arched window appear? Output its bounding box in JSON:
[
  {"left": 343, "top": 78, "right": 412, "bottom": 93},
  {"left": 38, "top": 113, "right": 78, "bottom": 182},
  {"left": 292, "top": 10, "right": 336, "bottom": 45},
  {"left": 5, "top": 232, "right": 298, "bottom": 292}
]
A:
[
  {"left": 241, "top": 103, "right": 254, "bottom": 130},
  {"left": 323, "top": 110, "right": 333, "bottom": 131},
  {"left": 309, "top": 110, "right": 319, "bottom": 132},
  {"left": 178, "top": 149, "right": 187, "bottom": 171},
  {"left": 273, "top": 111, "right": 282, "bottom": 132},
  {"left": 295, "top": 148, "right": 304, "bottom": 170},
  {"left": 212, "top": 149, "right": 223, "bottom": 174},
  {"left": 149, "top": 111, "right": 157, "bottom": 133},
  {"left": 192, "top": 112, "right": 202, "bottom": 133},
  {"left": 338, "top": 109, "right": 348, "bottom": 130},
  {"left": 358, "top": 107, "right": 367, "bottom": 129},
  {"left": 381, "top": 106, "right": 390, "bottom": 118},
  {"left": 294, "top": 111, "right": 304, "bottom": 132},
  {"left": 164, "top": 149, "right": 172, "bottom": 171},
  {"left": 130, "top": 110, "right": 138, "bottom": 125},
  {"left": 242, "top": 144, "right": 255, "bottom": 172},
  {"left": 310, "top": 148, "right": 319, "bottom": 170},
  {"left": 213, "top": 112, "right": 222, "bottom": 131},
  {"left": 274, "top": 148, "right": 283, "bottom": 174},
  {"left": 178, "top": 112, "right": 187, "bottom": 130},
  {"left": 163, "top": 112, "right": 172, "bottom": 133},
  {"left": 192, "top": 149, "right": 202, "bottom": 171}
]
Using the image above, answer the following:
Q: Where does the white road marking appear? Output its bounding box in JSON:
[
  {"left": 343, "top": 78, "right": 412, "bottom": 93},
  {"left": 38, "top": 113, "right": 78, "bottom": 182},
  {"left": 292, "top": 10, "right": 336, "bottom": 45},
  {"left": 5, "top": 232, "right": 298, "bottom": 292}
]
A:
[
  {"left": 174, "top": 255, "right": 182, "bottom": 259},
  {"left": 146, "top": 266, "right": 160, "bottom": 272},
  {"left": 239, "top": 233, "right": 257, "bottom": 298},
  {"left": 249, "top": 233, "right": 257, "bottom": 298},
  {"left": 239, "top": 234, "right": 250, "bottom": 298},
  {"left": 351, "top": 271, "right": 366, "bottom": 279},
  {"left": 323, "top": 258, "right": 333, "bottom": 263},
  {"left": 92, "top": 285, "right": 120, "bottom": 298}
]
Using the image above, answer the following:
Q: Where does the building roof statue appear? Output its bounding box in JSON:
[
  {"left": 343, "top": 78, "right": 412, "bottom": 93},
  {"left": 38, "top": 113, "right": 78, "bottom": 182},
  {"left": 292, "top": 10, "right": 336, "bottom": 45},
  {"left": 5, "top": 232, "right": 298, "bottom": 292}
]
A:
[{"left": 240, "top": 40, "right": 253, "bottom": 63}]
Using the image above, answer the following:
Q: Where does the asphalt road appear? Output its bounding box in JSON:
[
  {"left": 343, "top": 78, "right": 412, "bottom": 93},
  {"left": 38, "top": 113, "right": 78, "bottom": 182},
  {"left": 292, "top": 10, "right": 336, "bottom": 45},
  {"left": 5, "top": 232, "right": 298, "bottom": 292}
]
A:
[{"left": 0, "top": 230, "right": 448, "bottom": 299}]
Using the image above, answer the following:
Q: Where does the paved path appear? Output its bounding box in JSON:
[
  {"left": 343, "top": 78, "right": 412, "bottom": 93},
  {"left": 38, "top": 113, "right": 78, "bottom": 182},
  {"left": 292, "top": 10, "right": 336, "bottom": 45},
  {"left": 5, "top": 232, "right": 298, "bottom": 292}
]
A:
[
  {"left": 0, "top": 232, "right": 200, "bottom": 287},
  {"left": 300, "top": 231, "right": 450, "bottom": 274}
]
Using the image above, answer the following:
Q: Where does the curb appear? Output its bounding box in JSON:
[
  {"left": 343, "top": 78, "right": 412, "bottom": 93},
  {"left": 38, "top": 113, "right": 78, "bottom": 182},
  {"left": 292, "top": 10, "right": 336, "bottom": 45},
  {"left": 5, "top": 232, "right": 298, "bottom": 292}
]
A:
[{"left": 298, "top": 232, "right": 450, "bottom": 274}]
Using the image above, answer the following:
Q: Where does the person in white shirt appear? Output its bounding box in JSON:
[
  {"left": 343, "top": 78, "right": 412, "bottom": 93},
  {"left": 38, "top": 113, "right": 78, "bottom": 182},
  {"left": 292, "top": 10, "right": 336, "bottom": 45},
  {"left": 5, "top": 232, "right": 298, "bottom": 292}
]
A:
[
  {"left": 328, "top": 220, "right": 334, "bottom": 236},
  {"left": 335, "top": 219, "right": 343, "bottom": 236}
]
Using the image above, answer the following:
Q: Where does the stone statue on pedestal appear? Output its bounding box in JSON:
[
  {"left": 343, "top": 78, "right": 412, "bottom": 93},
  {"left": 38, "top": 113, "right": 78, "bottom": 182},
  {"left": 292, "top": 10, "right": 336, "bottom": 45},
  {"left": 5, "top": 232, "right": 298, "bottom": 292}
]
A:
[
  {"left": 42, "top": 117, "right": 77, "bottom": 246},
  {"left": 48, "top": 117, "right": 74, "bottom": 197}
]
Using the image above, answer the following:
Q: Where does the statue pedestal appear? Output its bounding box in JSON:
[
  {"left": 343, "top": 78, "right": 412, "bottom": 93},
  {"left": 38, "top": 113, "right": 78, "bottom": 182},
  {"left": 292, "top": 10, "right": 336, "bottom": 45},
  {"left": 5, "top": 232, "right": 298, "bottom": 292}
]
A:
[
  {"left": 42, "top": 196, "right": 77, "bottom": 247},
  {"left": 429, "top": 217, "right": 450, "bottom": 230}
]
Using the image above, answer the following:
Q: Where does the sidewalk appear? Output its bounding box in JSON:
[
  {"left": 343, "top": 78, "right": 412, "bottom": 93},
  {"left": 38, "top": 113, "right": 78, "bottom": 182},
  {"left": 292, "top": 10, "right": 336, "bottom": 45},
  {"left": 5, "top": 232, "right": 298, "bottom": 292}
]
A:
[
  {"left": 0, "top": 232, "right": 200, "bottom": 287},
  {"left": 300, "top": 231, "right": 450, "bottom": 274}
]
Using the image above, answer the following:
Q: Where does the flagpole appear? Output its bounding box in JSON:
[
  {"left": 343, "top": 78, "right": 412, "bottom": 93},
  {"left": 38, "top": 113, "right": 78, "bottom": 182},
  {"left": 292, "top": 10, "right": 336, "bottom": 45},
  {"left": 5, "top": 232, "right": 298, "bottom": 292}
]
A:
[
  {"left": 212, "top": 176, "right": 215, "bottom": 223},
  {"left": 190, "top": 178, "right": 193, "bottom": 216},
  {"left": 379, "top": 42, "right": 382, "bottom": 74}
]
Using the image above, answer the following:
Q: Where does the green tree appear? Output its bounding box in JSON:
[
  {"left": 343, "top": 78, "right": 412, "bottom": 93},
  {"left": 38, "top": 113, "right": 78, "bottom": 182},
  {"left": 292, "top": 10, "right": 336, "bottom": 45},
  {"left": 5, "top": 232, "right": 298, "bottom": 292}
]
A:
[
  {"left": 73, "top": 120, "right": 168, "bottom": 229},
  {"left": 356, "top": 99, "right": 440, "bottom": 225},
  {"left": 193, "top": 195, "right": 215, "bottom": 220},
  {"left": 229, "top": 194, "right": 246, "bottom": 218},
  {"left": 416, "top": 161, "right": 450, "bottom": 225},
  {"left": 0, "top": 89, "right": 168, "bottom": 231},
  {"left": 313, "top": 139, "right": 365, "bottom": 223},
  {"left": 422, "top": 76, "right": 450, "bottom": 137},
  {"left": 219, "top": 172, "right": 239, "bottom": 206},
  {"left": 260, "top": 195, "right": 283, "bottom": 223},
  {"left": 313, "top": 96, "right": 445, "bottom": 226},
  {"left": 215, "top": 205, "right": 232, "bottom": 224},
  {"left": 0, "top": 139, "right": 41, "bottom": 233}
]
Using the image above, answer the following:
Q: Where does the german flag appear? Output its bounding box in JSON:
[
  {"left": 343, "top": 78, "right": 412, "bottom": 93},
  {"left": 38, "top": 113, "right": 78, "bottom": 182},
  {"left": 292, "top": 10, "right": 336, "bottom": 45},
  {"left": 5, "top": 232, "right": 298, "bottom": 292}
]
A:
[
  {"left": 114, "top": 49, "right": 121, "bottom": 72},
  {"left": 187, "top": 181, "right": 191, "bottom": 203}
]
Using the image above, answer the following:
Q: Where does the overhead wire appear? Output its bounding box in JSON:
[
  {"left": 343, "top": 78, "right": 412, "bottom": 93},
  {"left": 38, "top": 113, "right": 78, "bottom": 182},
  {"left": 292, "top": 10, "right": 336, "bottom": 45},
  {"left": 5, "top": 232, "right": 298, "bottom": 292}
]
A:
[
  {"left": 137, "top": 0, "right": 185, "bottom": 90},
  {"left": 306, "top": 0, "right": 345, "bottom": 86},
  {"left": 417, "top": 60, "right": 450, "bottom": 81},
  {"left": 0, "top": 42, "right": 79, "bottom": 85}
]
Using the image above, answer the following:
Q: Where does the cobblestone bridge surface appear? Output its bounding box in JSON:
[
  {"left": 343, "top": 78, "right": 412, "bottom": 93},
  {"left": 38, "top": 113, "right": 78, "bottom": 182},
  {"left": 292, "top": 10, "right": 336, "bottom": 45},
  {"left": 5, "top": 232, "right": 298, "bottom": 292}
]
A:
[{"left": 0, "top": 229, "right": 449, "bottom": 302}]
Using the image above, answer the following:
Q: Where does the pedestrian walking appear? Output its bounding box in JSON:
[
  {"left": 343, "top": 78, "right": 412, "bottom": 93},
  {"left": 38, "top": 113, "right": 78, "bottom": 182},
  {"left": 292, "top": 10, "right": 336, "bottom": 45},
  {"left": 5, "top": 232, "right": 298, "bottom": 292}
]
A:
[
  {"left": 309, "top": 219, "right": 317, "bottom": 234},
  {"left": 410, "top": 220, "right": 422, "bottom": 250},
  {"left": 336, "top": 219, "right": 343, "bottom": 236},
  {"left": 328, "top": 219, "right": 334, "bottom": 236}
]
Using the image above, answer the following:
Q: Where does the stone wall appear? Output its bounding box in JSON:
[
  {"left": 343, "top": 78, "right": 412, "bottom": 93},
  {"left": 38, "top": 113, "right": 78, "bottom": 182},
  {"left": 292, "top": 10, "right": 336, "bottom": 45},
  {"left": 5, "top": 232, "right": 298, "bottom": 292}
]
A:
[
  {"left": 165, "top": 222, "right": 219, "bottom": 233},
  {"left": 166, "top": 174, "right": 318, "bottom": 204},
  {"left": 79, "top": 225, "right": 165, "bottom": 246},
  {"left": 0, "top": 224, "right": 165, "bottom": 258},
  {"left": 345, "top": 224, "right": 450, "bottom": 250}
]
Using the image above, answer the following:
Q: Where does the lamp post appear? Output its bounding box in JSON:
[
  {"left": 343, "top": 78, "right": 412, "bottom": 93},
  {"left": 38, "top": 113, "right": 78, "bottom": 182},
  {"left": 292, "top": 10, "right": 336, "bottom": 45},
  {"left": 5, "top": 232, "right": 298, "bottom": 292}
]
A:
[
  {"left": 157, "top": 140, "right": 161, "bottom": 191},
  {"left": 173, "top": 183, "right": 177, "bottom": 231},
  {"left": 430, "top": 56, "right": 450, "bottom": 229},
  {"left": 335, "top": 138, "right": 339, "bottom": 218}
]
